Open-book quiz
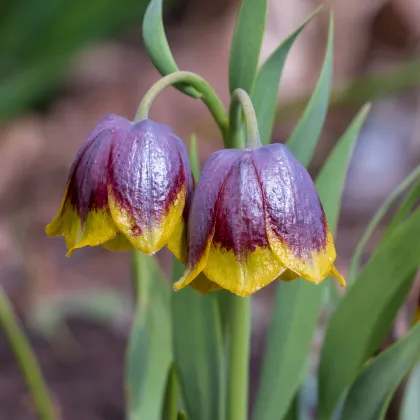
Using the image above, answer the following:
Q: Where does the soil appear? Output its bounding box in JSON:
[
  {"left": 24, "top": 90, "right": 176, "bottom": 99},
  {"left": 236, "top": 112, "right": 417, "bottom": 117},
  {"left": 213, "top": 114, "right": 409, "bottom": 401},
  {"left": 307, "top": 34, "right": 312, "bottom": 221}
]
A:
[{"left": 0, "top": 318, "right": 126, "bottom": 420}]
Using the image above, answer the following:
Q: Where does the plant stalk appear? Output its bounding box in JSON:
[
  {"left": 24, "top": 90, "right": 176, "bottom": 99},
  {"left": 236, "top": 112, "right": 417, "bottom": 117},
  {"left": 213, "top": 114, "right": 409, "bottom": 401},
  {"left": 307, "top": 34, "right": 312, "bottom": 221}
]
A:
[
  {"left": 135, "top": 71, "right": 229, "bottom": 143},
  {"left": 0, "top": 285, "right": 55, "bottom": 419}
]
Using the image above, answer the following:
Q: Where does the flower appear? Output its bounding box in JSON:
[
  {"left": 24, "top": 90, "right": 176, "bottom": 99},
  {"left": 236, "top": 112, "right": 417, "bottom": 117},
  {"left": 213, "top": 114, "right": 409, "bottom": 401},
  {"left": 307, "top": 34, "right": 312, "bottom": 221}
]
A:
[
  {"left": 46, "top": 114, "right": 193, "bottom": 258},
  {"left": 174, "top": 144, "right": 345, "bottom": 297}
]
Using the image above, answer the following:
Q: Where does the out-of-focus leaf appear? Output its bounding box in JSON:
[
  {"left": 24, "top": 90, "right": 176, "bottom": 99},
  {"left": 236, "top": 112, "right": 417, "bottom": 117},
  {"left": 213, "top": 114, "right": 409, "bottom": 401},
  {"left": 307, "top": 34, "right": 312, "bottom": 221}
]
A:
[
  {"left": 229, "top": 0, "right": 267, "bottom": 94},
  {"left": 318, "top": 210, "right": 420, "bottom": 420},
  {"left": 142, "top": 0, "right": 199, "bottom": 98},
  {"left": 401, "top": 361, "right": 420, "bottom": 420},
  {"left": 382, "top": 178, "right": 420, "bottom": 242},
  {"left": 163, "top": 363, "right": 179, "bottom": 420},
  {"left": 349, "top": 165, "right": 420, "bottom": 282},
  {"left": 189, "top": 134, "right": 200, "bottom": 182},
  {"left": 126, "top": 251, "right": 172, "bottom": 420},
  {"left": 252, "top": 7, "right": 321, "bottom": 145},
  {"left": 171, "top": 260, "right": 224, "bottom": 420},
  {"left": 253, "top": 105, "right": 370, "bottom": 420},
  {"left": 341, "top": 322, "right": 420, "bottom": 420},
  {"left": 286, "top": 13, "right": 333, "bottom": 167}
]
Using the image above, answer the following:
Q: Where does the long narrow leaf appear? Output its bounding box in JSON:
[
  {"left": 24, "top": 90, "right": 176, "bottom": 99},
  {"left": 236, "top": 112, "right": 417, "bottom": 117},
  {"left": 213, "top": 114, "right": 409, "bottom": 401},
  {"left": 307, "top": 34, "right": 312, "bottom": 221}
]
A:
[
  {"left": 401, "top": 361, "right": 420, "bottom": 420},
  {"left": 341, "top": 322, "right": 420, "bottom": 420},
  {"left": 318, "top": 210, "right": 420, "bottom": 419},
  {"left": 253, "top": 105, "right": 370, "bottom": 420},
  {"left": 252, "top": 7, "right": 321, "bottom": 145},
  {"left": 286, "top": 13, "right": 334, "bottom": 167},
  {"left": 126, "top": 251, "right": 172, "bottom": 420},
  {"left": 171, "top": 260, "right": 224, "bottom": 420},
  {"left": 349, "top": 165, "right": 420, "bottom": 282},
  {"left": 142, "top": 0, "right": 199, "bottom": 98},
  {"left": 229, "top": 0, "right": 268, "bottom": 93}
]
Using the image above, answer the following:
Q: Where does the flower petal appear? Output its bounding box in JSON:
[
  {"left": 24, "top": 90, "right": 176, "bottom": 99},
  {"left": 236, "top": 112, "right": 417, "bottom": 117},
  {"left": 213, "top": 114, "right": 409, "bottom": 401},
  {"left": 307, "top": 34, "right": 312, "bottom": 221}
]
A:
[
  {"left": 46, "top": 115, "right": 130, "bottom": 255},
  {"left": 202, "top": 153, "right": 285, "bottom": 296},
  {"left": 174, "top": 149, "right": 245, "bottom": 290},
  {"left": 189, "top": 274, "right": 222, "bottom": 294},
  {"left": 251, "top": 144, "right": 341, "bottom": 284},
  {"left": 102, "top": 234, "right": 133, "bottom": 251},
  {"left": 108, "top": 120, "right": 188, "bottom": 254},
  {"left": 166, "top": 135, "right": 195, "bottom": 263}
]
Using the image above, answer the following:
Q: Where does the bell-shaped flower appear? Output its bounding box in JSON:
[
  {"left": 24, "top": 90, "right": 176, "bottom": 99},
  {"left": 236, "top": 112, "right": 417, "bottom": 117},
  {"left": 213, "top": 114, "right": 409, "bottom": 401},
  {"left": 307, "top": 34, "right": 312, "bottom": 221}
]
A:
[
  {"left": 46, "top": 114, "right": 193, "bottom": 258},
  {"left": 174, "top": 144, "right": 345, "bottom": 297}
]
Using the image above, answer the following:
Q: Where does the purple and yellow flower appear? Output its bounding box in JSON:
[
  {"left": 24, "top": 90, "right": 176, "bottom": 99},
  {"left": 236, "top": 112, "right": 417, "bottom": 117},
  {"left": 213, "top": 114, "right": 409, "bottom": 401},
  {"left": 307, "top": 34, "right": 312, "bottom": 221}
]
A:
[
  {"left": 46, "top": 114, "right": 193, "bottom": 258},
  {"left": 174, "top": 144, "right": 345, "bottom": 297}
]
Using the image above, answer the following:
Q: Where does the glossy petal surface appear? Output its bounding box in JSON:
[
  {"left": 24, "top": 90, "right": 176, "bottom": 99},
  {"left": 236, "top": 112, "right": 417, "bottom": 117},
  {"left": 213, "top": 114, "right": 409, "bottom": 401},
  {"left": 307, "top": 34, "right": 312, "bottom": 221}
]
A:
[
  {"left": 108, "top": 120, "right": 188, "bottom": 254},
  {"left": 252, "top": 144, "right": 344, "bottom": 284},
  {"left": 46, "top": 114, "right": 130, "bottom": 255},
  {"left": 175, "top": 150, "right": 286, "bottom": 296}
]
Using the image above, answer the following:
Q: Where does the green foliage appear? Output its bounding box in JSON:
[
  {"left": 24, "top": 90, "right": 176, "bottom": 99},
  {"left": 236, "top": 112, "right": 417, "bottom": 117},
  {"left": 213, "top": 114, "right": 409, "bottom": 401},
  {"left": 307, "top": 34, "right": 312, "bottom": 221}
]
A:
[
  {"left": 126, "top": 251, "right": 172, "bottom": 420},
  {"left": 229, "top": 0, "right": 268, "bottom": 94},
  {"left": 286, "top": 13, "right": 334, "bottom": 167},
  {"left": 252, "top": 105, "right": 370, "bottom": 420},
  {"left": 341, "top": 322, "right": 420, "bottom": 420},
  {"left": 171, "top": 261, "right": 224, "bottom": 420},
  {"left": 142, "top": 0, "right": 199, "bottom": 98},
  {"left": 0, "top": 0, "right": 151, "bottom": 120},
  {"left": 318, "top": 209, "right": 420, "bottom": 419},
  {"left": 251, "top": 7, "right": 321, "bottom": 145}
]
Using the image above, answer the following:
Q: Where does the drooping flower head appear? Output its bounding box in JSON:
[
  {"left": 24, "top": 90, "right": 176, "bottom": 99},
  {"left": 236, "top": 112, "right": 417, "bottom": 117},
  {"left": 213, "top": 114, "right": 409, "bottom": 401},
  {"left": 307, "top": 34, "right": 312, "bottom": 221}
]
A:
[
  {"left": 46, "top": 114, "right": 193, "bottom": 258},
  {"left": 174, "top": 143, "right": 345, "bottom": 297}
]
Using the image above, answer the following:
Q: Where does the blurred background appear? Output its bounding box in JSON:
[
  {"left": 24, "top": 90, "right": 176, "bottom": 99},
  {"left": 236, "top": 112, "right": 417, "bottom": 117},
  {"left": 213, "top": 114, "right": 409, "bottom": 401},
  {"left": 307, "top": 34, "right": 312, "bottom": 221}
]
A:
[{"left": 1, "top": 0, "right": 420, "bottom": 418}]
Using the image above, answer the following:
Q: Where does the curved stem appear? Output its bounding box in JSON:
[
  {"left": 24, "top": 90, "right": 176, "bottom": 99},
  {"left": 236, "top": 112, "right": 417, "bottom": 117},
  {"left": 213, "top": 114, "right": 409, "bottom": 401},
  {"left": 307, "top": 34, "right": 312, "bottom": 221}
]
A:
[
  {"left": 135, "top": 71, "right": 229, "bottom": 143},
  {"left": 0, "top": 286, "right": 55, "bottom": 419},
  {"left": 229, "top": 88, "right": 261, "bottom": 149}
]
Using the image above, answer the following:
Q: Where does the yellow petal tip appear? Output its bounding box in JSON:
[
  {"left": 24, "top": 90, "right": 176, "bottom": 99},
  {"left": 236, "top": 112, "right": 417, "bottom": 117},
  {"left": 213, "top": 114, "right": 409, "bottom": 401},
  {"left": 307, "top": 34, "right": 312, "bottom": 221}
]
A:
[{"left": 330, "top": 265, "right": 346, "bottom": 287}]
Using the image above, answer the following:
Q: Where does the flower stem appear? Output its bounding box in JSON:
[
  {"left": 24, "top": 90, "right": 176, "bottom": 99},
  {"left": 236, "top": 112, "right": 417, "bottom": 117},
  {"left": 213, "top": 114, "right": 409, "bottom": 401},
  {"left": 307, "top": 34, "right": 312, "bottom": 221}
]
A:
[
  {"left": 0, "top": 285, "right": 55, "bottom": 419},
  {"left": 225, "top": 296, "right": 250, "bottom": 420},
  {"left": 228, "top": 88, "right": 261, "bottom": 149},
  {"left": 135, "top": 71, "right": 229, "bottom": 143},
  {"left": 223, "top": 88, "right": 258, "bottom": 420}
]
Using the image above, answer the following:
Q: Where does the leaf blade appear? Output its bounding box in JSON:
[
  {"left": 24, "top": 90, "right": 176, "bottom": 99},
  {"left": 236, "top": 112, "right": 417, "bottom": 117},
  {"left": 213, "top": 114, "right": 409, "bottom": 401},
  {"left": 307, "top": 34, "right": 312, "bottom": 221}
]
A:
[
  {"left": 318, "top": 210, "right": 420, "bottom": 419},
  {"left": 126, "top": 251, "right": 172, "bottom": 420},
  {"left": 142, "top": 0, "right": 199, "bottom": 98},
  {"left": 252, "top": 105, "right": 370, "bottom": 420},
  {"left": 341, "top": 322, "right": 420, "bottom": 420},
  {"left": 229, "top": 0, "right": 268, "bottom": 94},
  {"left": 252, "top": 7, "right": 321, "bottom": 145},
  {"left": 286, "top": 13, "right": 334, "bottom": 167},
  {"left": 171, "top": 261, "right": 224, "bottom": 420}
]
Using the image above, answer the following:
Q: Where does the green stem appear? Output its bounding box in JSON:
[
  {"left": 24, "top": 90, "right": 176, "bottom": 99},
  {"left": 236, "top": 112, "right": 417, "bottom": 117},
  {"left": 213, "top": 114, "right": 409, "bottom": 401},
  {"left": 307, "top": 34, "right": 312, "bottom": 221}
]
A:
[
  {"left": 224, "top": 88, "right": 258, "bottom": 420},
  {"left": 0, "top": 286, "right": 55, "bottom": 419},
  {"left": 226, "top": 296, "right": 251, "bottom": 420},
  {"left": 135, "top": 71, "right": 229, "bottom": 143},
  {"left": 229, "top": 88, "right": 261, "bottom": 149}
]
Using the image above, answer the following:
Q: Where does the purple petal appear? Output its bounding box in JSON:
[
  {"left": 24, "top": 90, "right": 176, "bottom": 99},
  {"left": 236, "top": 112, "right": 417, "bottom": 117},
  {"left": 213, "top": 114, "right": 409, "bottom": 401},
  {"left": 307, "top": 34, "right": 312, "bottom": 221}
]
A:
[{"left": 251, "top": 143, "right": 328, "bottom": 259}]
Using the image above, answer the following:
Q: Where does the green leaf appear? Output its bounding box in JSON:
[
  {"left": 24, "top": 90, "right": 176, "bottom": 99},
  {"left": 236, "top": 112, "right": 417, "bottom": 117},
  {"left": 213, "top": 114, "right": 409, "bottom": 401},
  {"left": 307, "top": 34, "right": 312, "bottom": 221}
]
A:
[
  {"left": 229, "top": 0, "right": 268, "bottom": 94},
  {"left": 286, "top": 13, "right": 334, "bottom": 167},
  {"left": 382, "top": 177, "right": 420, "bottom": 243},
  {"left": 341, "top": 322, "right": 420, "bottom": 420},
  {"left": 252, "top": 105, "right": 370, "bottom": 420},
  {"left": 171, "top": 260, "right": 224, "bottom": 420},
  {"left": 349, "top": 165, "right": 420, "bottom": 283},
  {"left": 163, "top": 363, "right": 179, "bottom": 420},
  {"left": 401, "top": 361, "right": 420, "bottom": 420},
  {"left": 126, "top": 251, "right": 172, "bottom": 420},
  {"left": 318, "top": 210, "right": 420, "bottom": 419},
  {"left": 142, "top": 0, "right": 199, "bottom": 98},
  {"left": 189, "top": 134, "right": 200, "bottom": 182},
  {"left": 252, "top": 7, "right": 321, "bottom": 145}
]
